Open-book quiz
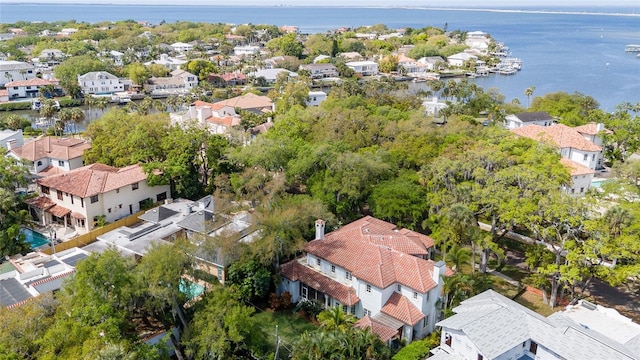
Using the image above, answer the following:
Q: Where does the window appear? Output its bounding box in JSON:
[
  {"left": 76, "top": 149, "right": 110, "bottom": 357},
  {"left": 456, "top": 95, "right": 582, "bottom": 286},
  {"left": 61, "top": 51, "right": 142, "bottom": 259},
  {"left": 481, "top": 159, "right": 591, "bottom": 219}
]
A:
[
  {"left": 364, "top": 308, "right": 371, "bottom": 316},
  {"left": 119, "top": 204, "right": 122, "bottom": 209},
  {"left": 116, "top": 188, "right": 120, "bottom": 194},
  {"left": 131, "top": 182, "right": 139, "bottom": 190},
  {"left": 70, "top": 195, "right": 73, "bottom": 205},
  {"left": 423, "top": 316, "right": 429, "bottom": 327},
  {"left": 583, "top": 154, "right": 588, "bottom": 161},
  {"left": 41, "top": 186, "right": 50, "bottom": 194},
  {"left": 57, "top": 190, "right": 63, "bottom": 200},
  {"left": 58, "top": 160, "right": 64, "bottom": 166},
  {"left": 366, "top": 284, "right": 371, "bottom": 293},
  {"left": 592, "top": 154, "right": 596, "bottom": 161},
  {"left": 445, "top": 333, "right": 452, "bottom": 347},
  {"left": 529, "top": 341, "right": 538, "bottom": 354},
  {"left": 156, "top": 191, "right": 167, "bottom": 201},
  {"left": 397, "top": 284, "right": 401, "bottom": 292},
  {"left": 580, "top": 187, "right": 584, "bottom": 193},
  {"left": 413, "top": 291, "right": 418, "bottom": 299},
  {"left": 345, "top": 271, "right": 352, "bottom": 280},
  {"left": 37, "top": 160, "right": 42, "bottom": 167},
  {"left": 217, "top": 266, "right": 224, "bottom": 282},
  {"left": 81, "top": 198, "right": 84, "bottom": 208},
  {"left": 316, "top": 258, "right": 321, "bottom": 266},
  {"left": 425, "top": 291, "right": 430, "bottom": 301},
  {"left": 477, "top": 355, "right": 484, "bottom": 360},
  {"left": 350, "top": 305, "right": 356, "bottom": 314},
  {"left": 90, "top": 195, "right": 99, "bottom": 203},
  {"left": 107, "top": 208, "right": 112, "bottom": 213},
  {"left": 331, "top": 265, "right": 336, "bottom": 273},
  {"left": 342, "top": 305, "right": 348, "bottom": 313}
]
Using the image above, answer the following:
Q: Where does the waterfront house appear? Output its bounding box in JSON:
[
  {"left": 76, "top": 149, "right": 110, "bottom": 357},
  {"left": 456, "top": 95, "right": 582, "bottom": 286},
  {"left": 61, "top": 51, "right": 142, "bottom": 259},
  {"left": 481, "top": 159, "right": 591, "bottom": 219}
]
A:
[
  {"left": 144, "top": 69, "right": 198, "bottom": 95},
  {"left": 7, "top": 136, "right": 91, "bottom": 177},
  {"left": 213, "top": 92, "right": 275, "bottom": 114},
  {"left": 233, "top": 45, "right": 261, "bottom": 57},
  {"left": 432, "top": 290, "right": 640, "bottom": 360},
  {"left": 423, "top": 97, "right": 449, "bottom": 118},
  {"left": 503, "top": 111, "right": 555, "bottom": 130},
  {"left": 0, "top": 60, "right": 37, "bottom": 87},
  {"left": 346, "top": 61, "right": 379, "bottom": 76},
  {"left": 5, "top": 78, "right": 59, "bottom": 99},
  {"left": 207, "top": 72, "right": 247, "bottom": 87},
  {"left": 299, "top": 63, "right": 339, "bottom": 79},
  {"left": 77, "top": 71, "right": 126, "bottom": 95},
  {"left": 27, "top": 163, "right": 171, "bottom": 235},
  {"left": 279, "top": 216, "right": 450, "bottom": 345},
  {"left": 447, "top": 52, "right": 477, "bottom": 67}
]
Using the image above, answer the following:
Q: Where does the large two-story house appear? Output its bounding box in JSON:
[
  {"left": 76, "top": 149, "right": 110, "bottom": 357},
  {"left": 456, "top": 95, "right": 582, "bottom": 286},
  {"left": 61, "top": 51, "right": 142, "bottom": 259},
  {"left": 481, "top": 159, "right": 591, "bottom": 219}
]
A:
[
  {"left": 503, "top": 111, "right": 556, "bottom": 130},
  {"left": 511, "top": 123, "right": 607, "bottom": 196},
  {"left": 432, "top": 290, "right": 640, "bottom": 360},
  {"left": 26, "top": 163, "right": 171, "bottom": 235},
  {"left": 77, "top": 71, "right": 126, "bottom": 95},
  {"left": 7, "top": 136, "right": 91, "bottom": 177},
  {"left": 279, "top": 216, "right": 451, "bottom": 345}
]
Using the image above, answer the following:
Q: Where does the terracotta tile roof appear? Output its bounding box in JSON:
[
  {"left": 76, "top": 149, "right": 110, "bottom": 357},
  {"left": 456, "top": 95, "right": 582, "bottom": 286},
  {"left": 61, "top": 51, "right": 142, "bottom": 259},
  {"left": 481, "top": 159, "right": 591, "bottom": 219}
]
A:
[
  {"left": 48, "top": 204, "right": 71, "bottom": 217},
  {"left": 206, "top": 115, "right": 241, "bottom": 127},
  {"left": 213, "top": 93, "right": 273, "bottom": 112},
  {"left": 37, "top": 166, "right": 67, "bottom": 177},
  {"left": 37, "top": 163, "right": 148, "bottom": 198},
  {"left": 354, "top": 316, "right": 399, "bottom": 342},
  {"left": 0, "top": 89, "right": 8, "bottom": 96},
  {"left": 511, "top": 124, "right": 602, "bottom": 152},
  {"left": 380, "top": 292, "right": 425, "bottom": 326},
  {"left": 573, "top": 122, "right": 612, "bottom": 135},
  {"left": 280, "top": 261, "right": 360, "bottom": 306},
  {"left": 192, "top": 100, "right": 226, "bottom": 111},
  {"left": 5, "top": 78, "right": 55, "bottom": 87},
  {"left": 221, "top": 72, "right": 246, "bottom": 81},
  {"left": 305, "top": 216, "right": 438, "bottom": 292},
  {"left": 559, "top": 158, "right": 596, "bottom": 176},
  {"left": 25, "top": 196, "right": 55, "bottom": 210},
  {"left": 10, "top": 136, "right": 90, "bottom": 162}
]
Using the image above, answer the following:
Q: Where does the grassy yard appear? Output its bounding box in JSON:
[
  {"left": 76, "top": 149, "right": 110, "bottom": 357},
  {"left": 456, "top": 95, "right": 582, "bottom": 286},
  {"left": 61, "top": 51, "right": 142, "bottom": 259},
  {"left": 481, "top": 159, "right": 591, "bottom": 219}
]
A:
[
  {"left": 489, "top": 275, "right": 521, "bottom": 299},
  {"left": 514, "top": 290, "right": 557, "bottom": 317},
  {"left": 254, "top": 309, "right": 318, "bottom": 353}
]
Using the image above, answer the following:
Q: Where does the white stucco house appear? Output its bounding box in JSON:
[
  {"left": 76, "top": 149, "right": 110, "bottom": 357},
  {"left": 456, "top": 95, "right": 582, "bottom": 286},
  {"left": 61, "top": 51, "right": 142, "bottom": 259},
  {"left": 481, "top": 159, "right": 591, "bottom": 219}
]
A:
[
  {"left": 299, "top": 63, "right": 339, "bottom": 79},
  {"left": 144, "top": 69, "right": 198, "bottom": 95},
  {"left": 5, "top": 78, "right": 58, "bottom": 99},
  {"left": 233, "top": 45, "right": 261, "bottom": 56},
  {"left": 144, "top": 54, "right": 187, "bottom": 70},
  {"left": 26, "top": 163, "right": 171, "bottom": 235},
  {"left": 432, "top": 290, "right": 640, "bottom": 360},
  {"left": 511, "top": 123, "right": 606, "bottom": 196},
  {"left": 346, "top": 61, "right": 379, "bottom": 76},
  {"left": 170, "top": 42, "right": 194, "bottom": 53},
  {"left": 503, "top": 111, "right": 556, "bottom": 130},
  {"left": 77, "top": 71, "right": 126, "bottom": 95},
  {"left": 7, "top": 136, "right": 91, "bottom": 177},
  {"left": 307, "top": 91, "right": 327, "bottom": 106},
  {"left": 447, "top": 52, "right": 478, "bottom": 67},
  {"left": 170, "top": 100, "right": 241, "bottom": 135},
  {"left": 251, "top": 68, "right": 297, "bottom": 85},
  {"left": 0, "top": 60, "right": 37, "bottom": 87},
  {"left": 0, "top": 129, "right": 24, "bottom": 150},
  {"left": 279, "top": 216, "right": 451, "bottom": 345}
]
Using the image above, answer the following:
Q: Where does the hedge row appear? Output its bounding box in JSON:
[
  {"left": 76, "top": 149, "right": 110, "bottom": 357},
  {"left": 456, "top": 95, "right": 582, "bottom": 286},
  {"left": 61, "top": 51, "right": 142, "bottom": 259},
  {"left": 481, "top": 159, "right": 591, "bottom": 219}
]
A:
[{"left": 0, "top": 102, "right": 31, "bottom": 111}]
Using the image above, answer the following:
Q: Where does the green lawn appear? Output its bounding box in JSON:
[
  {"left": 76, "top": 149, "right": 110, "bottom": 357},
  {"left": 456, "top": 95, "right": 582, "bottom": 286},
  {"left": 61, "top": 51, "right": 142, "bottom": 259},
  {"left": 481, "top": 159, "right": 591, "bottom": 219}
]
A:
[
  {"left": 254, "top": 309, "right": 318, "bottom": 353},
  {"left": 514, "top": 290, "right": 557, "bottom": 317}
]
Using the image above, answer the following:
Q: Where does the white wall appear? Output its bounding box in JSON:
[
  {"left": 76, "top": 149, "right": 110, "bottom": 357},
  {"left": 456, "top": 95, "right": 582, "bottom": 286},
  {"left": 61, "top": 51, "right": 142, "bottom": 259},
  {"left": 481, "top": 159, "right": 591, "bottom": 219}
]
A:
[
  {"left": 565, "top": 148, "right": 598, "bottom": 170},
  {"left": 566, "top": 173, "right": 593, "bottom": 196}
]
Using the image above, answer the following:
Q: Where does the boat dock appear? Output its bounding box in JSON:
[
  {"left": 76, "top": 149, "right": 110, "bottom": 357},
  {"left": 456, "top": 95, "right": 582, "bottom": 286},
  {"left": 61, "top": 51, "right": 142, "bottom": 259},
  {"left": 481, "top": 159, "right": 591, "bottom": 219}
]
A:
[{"left": 625, "top": 44, "right": 640, "bottom": 52}]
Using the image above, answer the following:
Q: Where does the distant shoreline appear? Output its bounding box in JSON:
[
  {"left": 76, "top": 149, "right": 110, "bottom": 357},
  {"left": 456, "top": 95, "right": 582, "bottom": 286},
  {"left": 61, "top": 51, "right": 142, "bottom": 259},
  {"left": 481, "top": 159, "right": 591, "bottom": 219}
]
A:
[{"left": 2, "top": 2, "right": 640, "bottom": 17}]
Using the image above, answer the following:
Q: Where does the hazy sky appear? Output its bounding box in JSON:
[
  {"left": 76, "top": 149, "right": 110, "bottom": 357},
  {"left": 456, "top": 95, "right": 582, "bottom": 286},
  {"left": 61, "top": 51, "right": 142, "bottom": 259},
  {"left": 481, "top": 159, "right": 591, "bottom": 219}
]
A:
[{"left": 1, "top": 0, "right": 635, "bottom": 6}]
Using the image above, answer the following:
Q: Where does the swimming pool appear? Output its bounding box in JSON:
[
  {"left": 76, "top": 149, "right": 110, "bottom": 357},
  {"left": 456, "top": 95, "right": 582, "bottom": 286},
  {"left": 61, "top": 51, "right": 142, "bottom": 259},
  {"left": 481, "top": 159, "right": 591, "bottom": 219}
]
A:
[
  {"left": 179, "top": 279, "right": 205, "bottom": 300},
  {"left": 591, "top": 178, "right": 611, "bottom": 188},
  {"left": 20, "top": 228, "right": 51, "bottom": 249}
]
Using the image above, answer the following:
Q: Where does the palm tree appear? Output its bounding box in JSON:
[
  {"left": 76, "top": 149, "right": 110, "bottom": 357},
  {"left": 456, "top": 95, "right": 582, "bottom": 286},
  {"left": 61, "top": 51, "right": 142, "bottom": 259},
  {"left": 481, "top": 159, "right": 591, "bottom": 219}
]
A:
[
  {"left": 57, "top": 108, "right": 73, "bottom": 133},
  {"left": 94, "top": 96, "right": 110, "bottom": 113},
  {"left": 317, "top": 306, "right": 356, "bottom": 332},
  {"left": 444, "top": 203, "right": 477, "bottom": 271},
  {"left": 39, "top": 99, "right": 59, "bottom": 130},
  {"left": 69, "top": 107, "right": 85, "bottom": 134},
  {"left": 445, "top": 245, "right": 472, "bottom": 272},
  {"left": 524, "top": 86, "right": 535, "bottom": 108}
]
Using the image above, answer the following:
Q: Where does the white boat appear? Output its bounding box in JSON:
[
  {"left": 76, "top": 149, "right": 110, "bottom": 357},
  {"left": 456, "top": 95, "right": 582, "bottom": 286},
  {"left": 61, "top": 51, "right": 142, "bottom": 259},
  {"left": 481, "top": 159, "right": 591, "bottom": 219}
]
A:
[{"left": 498, "top": 67, "right": 518, "bottom": 75}]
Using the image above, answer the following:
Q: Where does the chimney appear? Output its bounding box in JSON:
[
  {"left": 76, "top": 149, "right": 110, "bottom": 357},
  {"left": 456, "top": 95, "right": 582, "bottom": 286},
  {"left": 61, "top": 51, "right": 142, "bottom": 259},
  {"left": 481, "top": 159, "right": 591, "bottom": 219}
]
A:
[
  {"left": 596, "top": 123, "right": 605, "bottom": 132},
  {"left": 432, "top": 260, "right": 445, "bottom": 284},
  {"left": 315, "top": 219, "right": 325, "bottom": 240},
  {"left": 6, "top": 139, "right": 16, "bottom": 150}
]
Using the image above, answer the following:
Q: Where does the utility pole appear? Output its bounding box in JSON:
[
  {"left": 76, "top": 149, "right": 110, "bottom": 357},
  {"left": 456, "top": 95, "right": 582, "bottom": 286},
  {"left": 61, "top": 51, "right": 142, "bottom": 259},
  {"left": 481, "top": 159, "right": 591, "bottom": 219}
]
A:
[{"left": 274, "top": 324, "right": 280, "bottom": 360}]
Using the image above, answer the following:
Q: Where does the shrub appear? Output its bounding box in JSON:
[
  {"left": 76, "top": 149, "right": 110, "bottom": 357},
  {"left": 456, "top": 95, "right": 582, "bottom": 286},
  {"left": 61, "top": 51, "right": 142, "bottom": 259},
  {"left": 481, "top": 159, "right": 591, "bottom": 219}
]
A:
[
  {"left": 392, "top": 331, "right": 440, "bottom": 360},
  {"left": 0, "top": 102, "right": 31, "bottom": 111},
  {"left": 58, "top": 98, "right": 83, "bottom": 108}
]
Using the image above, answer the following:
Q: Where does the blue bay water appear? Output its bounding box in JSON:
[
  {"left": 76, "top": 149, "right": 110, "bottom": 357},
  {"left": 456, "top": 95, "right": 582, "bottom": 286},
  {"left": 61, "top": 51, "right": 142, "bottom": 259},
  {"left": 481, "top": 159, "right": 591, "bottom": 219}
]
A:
[{"left": 1, "top": 4, "right": 639, "bottom": 111}]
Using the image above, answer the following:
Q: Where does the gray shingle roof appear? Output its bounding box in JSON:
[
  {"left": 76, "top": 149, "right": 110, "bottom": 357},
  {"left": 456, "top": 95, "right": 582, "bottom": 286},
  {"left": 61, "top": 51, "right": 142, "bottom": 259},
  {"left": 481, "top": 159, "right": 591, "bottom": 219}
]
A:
[
  {"left": 515, "top": 111, "right": 554, "bottom": 122},
  {"left": 437, "top": 290, "right": 640, "bottom": 360}
]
